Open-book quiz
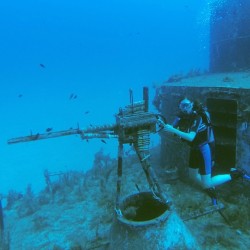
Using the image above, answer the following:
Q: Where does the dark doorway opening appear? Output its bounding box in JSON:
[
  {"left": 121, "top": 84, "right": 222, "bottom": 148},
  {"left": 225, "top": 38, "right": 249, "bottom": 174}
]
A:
[{"left": 207, "top": 98, "right": 237, "bottom": 173}]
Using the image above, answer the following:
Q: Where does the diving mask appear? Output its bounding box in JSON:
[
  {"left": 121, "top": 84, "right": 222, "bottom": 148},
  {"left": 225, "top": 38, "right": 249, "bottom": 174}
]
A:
[{"left": 179, "top": 99, "right": 193, "bottom": 114}]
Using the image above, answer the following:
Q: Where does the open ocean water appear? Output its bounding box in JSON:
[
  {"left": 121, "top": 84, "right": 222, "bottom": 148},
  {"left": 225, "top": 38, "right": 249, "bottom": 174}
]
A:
[{"left": 0, "top": 0, "right": 213, "bottom": 194}]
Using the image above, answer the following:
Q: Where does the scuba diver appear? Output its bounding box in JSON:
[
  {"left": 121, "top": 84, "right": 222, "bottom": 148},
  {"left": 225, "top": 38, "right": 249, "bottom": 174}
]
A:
[{"left": 157, "top": 97, "right": 250, "bottom": 205}]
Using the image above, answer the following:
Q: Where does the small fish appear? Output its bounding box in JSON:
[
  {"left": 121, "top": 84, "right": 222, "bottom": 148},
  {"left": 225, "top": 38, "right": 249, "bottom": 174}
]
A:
[
  {"left": 101, "top": 139, "right": 107, "bottom": 144},
  {"left": 69, "top": 93, "right": 77, "bottom": 100},
  {"left": 84, "top": 111, "right": 90, "bottom": 115},
  {"left": 18, "top": 94, "right": 23, "bottom": 98},
  {"left": 39, "top": 63, "right": 45, "bottom": 68},
  {"left": 46, "top": 128, "right": 53, "bottom": 132}
]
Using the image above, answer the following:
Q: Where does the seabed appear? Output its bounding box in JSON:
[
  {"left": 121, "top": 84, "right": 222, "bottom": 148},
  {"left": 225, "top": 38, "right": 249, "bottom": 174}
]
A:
[{"left": 2, "top": 147, "right": 250, "bottom": 250}]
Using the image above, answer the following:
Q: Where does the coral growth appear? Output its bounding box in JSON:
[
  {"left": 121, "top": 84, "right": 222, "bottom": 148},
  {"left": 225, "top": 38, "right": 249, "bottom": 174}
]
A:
[
  {"left": 164, "top": 68, "right": 206, "bottom": 83},
  {"left": 2, "top": 148, "right": 250, "bottom": 249}
]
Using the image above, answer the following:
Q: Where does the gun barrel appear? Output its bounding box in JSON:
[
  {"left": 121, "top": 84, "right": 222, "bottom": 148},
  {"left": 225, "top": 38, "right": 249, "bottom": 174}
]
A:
[
  {"left": 8, "top": 124, "right": 117, "bottom": 145},
  {"left": 7, "top": 128, "right": 81, "bottom": 144}
]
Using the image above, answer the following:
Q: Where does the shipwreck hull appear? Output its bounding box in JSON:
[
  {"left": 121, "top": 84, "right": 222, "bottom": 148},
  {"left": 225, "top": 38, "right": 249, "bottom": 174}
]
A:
[{"left": 154, "top": 72, "right": 250, "bottom": 178}]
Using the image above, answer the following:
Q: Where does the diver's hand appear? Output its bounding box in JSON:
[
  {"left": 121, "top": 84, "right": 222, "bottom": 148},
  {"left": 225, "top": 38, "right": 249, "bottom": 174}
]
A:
[
  {"left": 157, "top": 118, "right": 174, "bottom": 132},
  {"left": 157, "top": 116, "right": 176, "bottom": 133},
  {"left": 157, "top": 117, "right": 166, "bottom": 128},
  {"left": 163, "top": 124, "right": 175, "bottom": 133}
]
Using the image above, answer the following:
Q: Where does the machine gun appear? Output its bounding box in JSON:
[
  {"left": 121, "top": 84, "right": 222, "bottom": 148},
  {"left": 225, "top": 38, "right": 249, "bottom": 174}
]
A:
[{"left": 8, "top": 87, "right": 171, "bottom": 214}]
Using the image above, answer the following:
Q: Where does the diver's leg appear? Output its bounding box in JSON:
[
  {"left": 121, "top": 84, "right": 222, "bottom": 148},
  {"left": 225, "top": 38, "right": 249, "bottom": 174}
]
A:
[
  {"left": 201, "top": 174, "right": 212, "bottom": 188},
  {"left": 198, "top": 143, "right": 213, "bottom": 188},
  {"left": 201, "top": 174, "right": 218, "bottom": 205},
  {"left": 204, "top": 168, "right": 250, "bottom": 186},
  {"left": 199, "top": 144, "right": 218, "bottom": 204},
  {"left": 188, "top": 148, "right": 201, "bottom": 185},
  {"left": 210, "top": 168, "right": 250, "bottom": 186},
  {"left": 188, "top": 168, "right": 201, "bottom": 185},
  {"left": 209, "top": 141, "right": 215, "bottom": 167},
  {"left": 210, "top": 167, "right": 249, "bottom": 186},
  {"left": 211, "top": 174, "right": 231, "bottom": 186}
]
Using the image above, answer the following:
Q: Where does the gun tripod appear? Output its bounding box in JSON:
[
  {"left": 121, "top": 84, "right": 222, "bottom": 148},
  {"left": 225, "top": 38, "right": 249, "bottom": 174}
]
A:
[{"left": 114, "top": 88, "right": 171, "bottom": 215}]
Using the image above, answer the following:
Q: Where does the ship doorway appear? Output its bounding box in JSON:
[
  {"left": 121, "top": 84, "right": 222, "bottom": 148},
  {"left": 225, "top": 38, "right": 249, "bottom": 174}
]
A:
[{"left": 206, "top": 98, "right": 237, "bottom": 173}]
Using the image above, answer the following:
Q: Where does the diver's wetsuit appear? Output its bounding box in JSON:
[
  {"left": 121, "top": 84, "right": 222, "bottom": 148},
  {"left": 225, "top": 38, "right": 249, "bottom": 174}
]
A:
[{"left": 173, "top": 111, "right": 214, "bottom": 175}]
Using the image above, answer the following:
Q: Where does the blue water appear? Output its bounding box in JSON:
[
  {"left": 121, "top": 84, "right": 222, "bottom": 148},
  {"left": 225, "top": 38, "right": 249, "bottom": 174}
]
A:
[{"left": 0, "top": 0, "right": 211, "bottom": 194}]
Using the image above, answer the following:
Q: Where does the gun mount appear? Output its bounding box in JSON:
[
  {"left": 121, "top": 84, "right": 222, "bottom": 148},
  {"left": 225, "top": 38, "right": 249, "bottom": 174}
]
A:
[{"left": 8, "top": 87, "right": 171, "bottom": 214}]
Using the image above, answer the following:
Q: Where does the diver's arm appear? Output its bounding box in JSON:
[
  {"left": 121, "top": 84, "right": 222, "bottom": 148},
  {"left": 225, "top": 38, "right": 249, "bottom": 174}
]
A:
[{"left": 163, "top": 124, "right": 196, "bottom": 142}]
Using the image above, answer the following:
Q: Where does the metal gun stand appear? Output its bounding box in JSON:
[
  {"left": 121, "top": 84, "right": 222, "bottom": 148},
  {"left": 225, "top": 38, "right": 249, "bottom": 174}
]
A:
[{"left": 114, "top": 87, "right": 170, "bottom": 216}]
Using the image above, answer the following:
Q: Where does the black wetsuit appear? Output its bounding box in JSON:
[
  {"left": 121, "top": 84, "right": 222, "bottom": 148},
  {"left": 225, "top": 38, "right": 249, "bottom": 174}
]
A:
[{"left": 173, "top": 111, "right": 214, "bottom": 175}]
